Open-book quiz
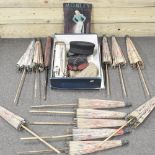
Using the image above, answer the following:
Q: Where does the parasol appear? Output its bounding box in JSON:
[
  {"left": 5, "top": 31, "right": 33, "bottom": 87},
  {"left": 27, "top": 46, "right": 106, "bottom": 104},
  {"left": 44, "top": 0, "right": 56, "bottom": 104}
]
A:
[
  {"left": 33, "top": 40, "right": 44, "bottom": 101},
  {"left": 14, "top": 40, "right": 35, "bottom": 105},
  {"left": 17, "top": 140, "right": 128, "bottom": 155},
  {"left": 43, "top": 37, "right": 52, "bottom": 100},
  {"left": 112, "top": 36, "right": 127, "bottom": 96},
  {"left": 126, "top": 36, "right": 150, "bottom": 96},
  {"left": 102, "top": 36, "right": 112, "bottom": 95},
  {"left": 20, "top": 128, "right": 131, "bottom": 141},
  {"left": 30, "top": 98, "right": 132, "bottom": 109},
  {"left": 29, "top": 108, "right": 127, "bottom": 119},
  {"left": 30, "top": 118, "right": 127, "bottom": 129},
  {"left": 0, "top": 105, "right": 60, "bottom": 153},
  {"left": 95, "top": 97, "right": 155, "bottom": 153},
  {"left": 69, "top": 140, "right": 128, "bottom": 155}
]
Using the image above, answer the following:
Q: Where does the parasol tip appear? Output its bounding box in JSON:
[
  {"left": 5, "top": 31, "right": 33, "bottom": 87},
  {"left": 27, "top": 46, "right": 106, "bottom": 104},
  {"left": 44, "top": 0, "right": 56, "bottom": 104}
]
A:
[
  {"left": 124, "top": 127, "right": 132, "bottom": 134},
  {"left": 125, "top": 102, "right": 132, "bottom": 107},
  {"left": 125, "top": 35, "right": 130, "bottom": 39},
  {"left": 122, "top": 139, "right": 129, "bottom": 146},
  {"left": 36, "top": 38, "right": 40, "bottom": 41},
  {"left": 111, "top": 35, "right": 116, "bottom": 39},
  {"left": 103, "top": 35, "right": 107, "bottom": 38}
]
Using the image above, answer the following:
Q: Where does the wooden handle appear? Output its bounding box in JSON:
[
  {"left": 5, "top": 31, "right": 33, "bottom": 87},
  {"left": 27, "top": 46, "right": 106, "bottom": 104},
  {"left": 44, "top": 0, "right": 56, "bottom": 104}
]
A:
[
  {"left": 44, "top": 37, "right": 52, "bottom": 68},
  {"left": 21, "top": 125, "right": 61, "bottom": 154},
  {"left": 118, "top": 65, "right": 127, "bottom": 97},
  {"left": 14, "top": 69, "right": 26, "bottom": 105},
  {"left": 137, "top": 63, "right": 150, "bottom": 96}
]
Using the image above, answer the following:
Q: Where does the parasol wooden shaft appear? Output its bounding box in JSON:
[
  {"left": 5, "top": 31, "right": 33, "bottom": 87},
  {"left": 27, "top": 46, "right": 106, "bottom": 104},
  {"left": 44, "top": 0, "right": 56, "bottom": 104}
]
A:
[
  {"left": 21, "top": 125, "right": 60, "bottom": 154},
  {"left": 31, "top": 103, "right": 77, "bottom": 108},
  {"left": 30, "top": 121, "right": 75, "bottom": 125},
  {"left": 34, "top": 69, "right": 41, "bottom": 102},
  {"left": 17, "top": 148, "right": 66, "bottom": 155},
  {"left": 43, "top": 68, "right": 48, "bottom": 100},
  {"left": 14, "top": 68, "right": 26, "bottom": 105},
  {"left": 20, "top": 134, "right": 73, "bottom": 140},
  {"left": 137, "top": 63, "right": 150, "bottom": 96},
  {"left": 38, "top": 70, "right": 41, "bottom": 104},
  {"left": 34, "top": 70, "right": 38, "bottom": 98},
  {"left": 30, "top": 110, "right": 75, "bottom": 115},
  {"left": 118, "top": 65, "right": 127, "bottom": 97},
  {"left": 105, "top": 64, "right": 110, "bottom": 96},
  {"left": 103, "top": 120, "right": 131, "bottom": 142}
]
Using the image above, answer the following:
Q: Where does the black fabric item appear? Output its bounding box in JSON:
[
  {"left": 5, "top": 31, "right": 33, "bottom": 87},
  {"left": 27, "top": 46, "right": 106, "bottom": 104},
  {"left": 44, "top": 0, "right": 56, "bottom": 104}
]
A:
[
  {"left": 69, "top": 41, "right": 95, "bottom": 56},
  {"left": 67, "top": 56, "right": 88, "bottom": 71}
]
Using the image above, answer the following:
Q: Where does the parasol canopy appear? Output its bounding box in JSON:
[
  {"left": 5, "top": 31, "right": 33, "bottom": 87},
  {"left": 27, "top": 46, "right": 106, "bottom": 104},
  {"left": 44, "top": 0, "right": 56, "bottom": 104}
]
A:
[
  {"left": 14, "top": 40, "right": 36, "bottom": 105},
  {"left": 112, "top": 36, "right": 126, "bottom": 67},
  {"left": 78, "top": 98, "right": 131, "bottom": 109},
  {"left": 72, "top": 128, "right": 131, "bottom": 140},
  {"left": 77, "top": 118, "right": 127, "bottom": 129},
  {"left": 96, "top": 97, "right": 155, "bottom": 151},
  {"left": 127, "top": 97, "right": 155, "bottom": 128},
  {"left": 69, "top": 140, "right": 128, "bottom": 155},
  {"left": 17, "top": 40, "right": 35, "bottom": 71},
  {"left": 126, "top": 36, "right": 144, "bottom": 69},
  {"left": 33, "top": 40, "right": 44, "bottom": 71},
  {"left": 102, "top": 36, "right": 112, "bottom": 64},
  {"left": 126, "top": 36, "right": 150, "bottom": 96}
]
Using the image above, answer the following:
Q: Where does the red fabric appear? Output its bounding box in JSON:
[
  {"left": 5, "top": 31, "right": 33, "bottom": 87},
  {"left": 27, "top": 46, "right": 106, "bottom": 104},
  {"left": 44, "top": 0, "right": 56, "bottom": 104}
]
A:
[{"left": 67, "top": 63, "right": 88, "bottom": 71}]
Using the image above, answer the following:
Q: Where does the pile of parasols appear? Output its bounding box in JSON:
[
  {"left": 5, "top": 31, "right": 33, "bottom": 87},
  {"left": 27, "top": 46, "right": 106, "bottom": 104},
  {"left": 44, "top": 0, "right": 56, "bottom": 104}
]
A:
[
  {"left": 11, "top": 97, "right": 155, "bottom": 155},
  {"left": 14, "top": 35, "right": 150, "bottom": 101},
  {"left": 102, "top": 35, "right": 150, "bottom": 97},
  {"left": 10, "top": 35, "right": 153, "bottom": 155},
  {"left": 14, "top": 37, "right": 52, "bottom": 105}
]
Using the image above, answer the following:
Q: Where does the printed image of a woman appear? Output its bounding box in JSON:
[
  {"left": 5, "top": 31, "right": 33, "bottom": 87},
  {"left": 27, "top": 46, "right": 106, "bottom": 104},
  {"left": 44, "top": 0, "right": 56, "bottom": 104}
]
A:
[{"left": 72, "top": 10, "right": 86, "bottom": 33}]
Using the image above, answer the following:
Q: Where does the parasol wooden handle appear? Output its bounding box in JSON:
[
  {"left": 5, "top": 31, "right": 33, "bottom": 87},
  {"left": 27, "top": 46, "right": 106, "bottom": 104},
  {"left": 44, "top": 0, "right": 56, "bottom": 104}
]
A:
[
  {"left": 14, "top": 69, "right": 26, "bottom": 105},
  {"left": 31, "top": 103, "right": 77, "bottom": 108},
  {"left": 97, "top": 118, "right": 133, "bottom": 149},
  {"left": 137, "top": 63, "right": 150, "bottom": 96},
  {"left": 21, "top": 125, "right": 61, "bottom": 154},
  {"left": 30, "top": 121, "right": 75, "bottom": 125},
  {"left": 20, "top": 134, "right": 73, "bottom": 141},
  {"left": 118, "top": 64, "right": 127, "bottom": 97},
  {"left": 105, "top": 64, "right": 110, "bottom": 96},
  {"left": 43, "top": 37, "right": 52, "bottom": 100},
  {"left": 29, "top": 110, "right": 75, "bottom": 115},
  {"left": 103, "top": 120, "right": 130, "bottom": 142},
  {"left": 44, "top": 37, "right": 52, "bottom": 68}
]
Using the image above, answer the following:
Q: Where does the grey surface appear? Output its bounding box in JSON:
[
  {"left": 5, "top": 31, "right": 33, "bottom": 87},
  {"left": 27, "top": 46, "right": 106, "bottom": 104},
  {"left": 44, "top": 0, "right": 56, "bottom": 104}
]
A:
[{"left": 0, "top": 37, "right": 155, "bottom": 155}]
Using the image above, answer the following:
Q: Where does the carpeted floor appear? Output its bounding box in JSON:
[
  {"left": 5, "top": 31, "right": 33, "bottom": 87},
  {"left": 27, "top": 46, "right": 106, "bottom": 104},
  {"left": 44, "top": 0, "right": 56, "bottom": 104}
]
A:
[{"left": 0, "top": 37, "right": 155, "bottom": 155}]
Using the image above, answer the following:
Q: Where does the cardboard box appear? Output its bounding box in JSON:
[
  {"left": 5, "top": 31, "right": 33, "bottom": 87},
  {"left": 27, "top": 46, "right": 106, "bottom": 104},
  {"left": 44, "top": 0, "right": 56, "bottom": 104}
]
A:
[{"left": 50, "top": 34, "right": 104, "bottom": 89}]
